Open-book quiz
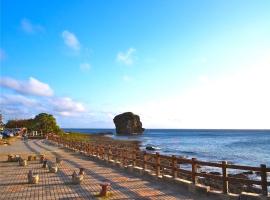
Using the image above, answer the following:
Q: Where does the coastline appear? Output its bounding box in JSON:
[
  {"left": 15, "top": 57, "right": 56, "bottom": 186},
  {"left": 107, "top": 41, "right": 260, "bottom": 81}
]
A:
[
  {"left": 61, "top": 131, "right": 141, "bottom": 149},
  {"left": 63, "top": 128, "right": 270, "bottom": 167},
  {"left": 50, "top": 133, "right": 270, "bottom": 195},
  {"left": 61, "top": 130, "right": 270, "bottom": 189}
]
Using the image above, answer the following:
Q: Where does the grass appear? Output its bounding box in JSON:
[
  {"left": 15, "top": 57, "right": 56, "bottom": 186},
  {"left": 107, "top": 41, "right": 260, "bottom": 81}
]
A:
[
  {"left": 58, "top": 132, "right": 140, "bottom": 149},
  {"left": 59, "top": 132, "right": 92, "bottom": 142}
]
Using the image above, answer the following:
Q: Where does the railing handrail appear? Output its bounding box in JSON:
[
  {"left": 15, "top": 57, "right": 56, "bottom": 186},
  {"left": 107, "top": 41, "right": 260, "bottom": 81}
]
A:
[{"left": 48, "top": 134, "right": 269, "bottom": 196}]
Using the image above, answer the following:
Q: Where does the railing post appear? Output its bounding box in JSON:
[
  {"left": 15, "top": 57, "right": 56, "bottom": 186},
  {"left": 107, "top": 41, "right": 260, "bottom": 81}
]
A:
[
  {"left": 118, "top": 148, "right": 121, "bottom": 162},
  {"left": 101, "top": 146, "right": 104, "bottom": 159},
  {"left": 114, "top": 147, "right": 117, "bottom": 161},
  {"left": 98, "top": 145, "right": 101, "bottom": 157},
  {"left": 102, "top": 146, "right": 105, "bottom": 159},
  {"left": 222, "top": 161, "right": 228, "bottom": 194},
  {"left": 82, "top": 142, "right": 84, "bottom": 152},
  {"left": 87, "top": 144, "right": 90, "bottom": 155},
  {"left": 172, "top": 155, "right": 177, "bottom": 178},
  {"left": 191, "top": 158, "right": 198, "bottom": 184},
  {"left": 100, "top": 145, "right": 103, "bottom": 158},
  {"left": 122, "top": 149, "right": 125, "bottom": 166},
  {"left": 95, "top": 145, "right": 98, "bottom": 157},
  {"left": 132, "top": 150, "right": 136, "bottom": 167},
  {"left": 260, "top": 164, "right": 268, "bottom": 196},
  {"left": 111, "top": 147, "right": 114, "bottom": 161},
  {"left": 91, "top": 145, "right": 94, "bottom": 155},
  {"left": 96, "top": 145, "right": 99, "bottom": 157},
  {"left": 88, "top": 144, "right": 91, "bottom": 155},
  {"left": 84, "top": 143, "right": 87, "bottom": 153},
  {"left": 156, "top": 152, "right": 160, "bottom": 176},
  {"left": 143, "top": 151, "right": 147, "bottom": 170},
  {"left": 108, "top": 146, "right": 111, "bottom": 161}
]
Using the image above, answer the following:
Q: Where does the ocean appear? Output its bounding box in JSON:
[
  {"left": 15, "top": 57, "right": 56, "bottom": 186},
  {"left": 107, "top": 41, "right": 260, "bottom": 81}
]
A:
[{"left": 63, "top": 128, "right": 270, "bottom": 167}]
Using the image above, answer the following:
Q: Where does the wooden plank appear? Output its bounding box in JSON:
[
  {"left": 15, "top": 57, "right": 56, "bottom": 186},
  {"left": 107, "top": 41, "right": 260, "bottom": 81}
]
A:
[
  {"left": 226, "top": 176, "right": 262, "bottom": 185},
  {"left": 177, "top": 168, "right": 192, "bottom": 175},
  {"left": 177, "top": 157, "right": 193, "bottom": 164},
  {"left": 145, "top": 161, "right": 157, "bottom": 166},
  {"left": 226, "top": 164, "right": 261, "bottom": 171},
  {"left": 196, "top": 172, "right": 222, "bottom": 180},
  {"left": 159, "top": 154, "right": 171, "bottom": 159},
  {"left": 196, "top": 160, "right": 222, "bottom": 168},
  {"left": 160, "top": 163, "right": 172, "bottom": 169}
]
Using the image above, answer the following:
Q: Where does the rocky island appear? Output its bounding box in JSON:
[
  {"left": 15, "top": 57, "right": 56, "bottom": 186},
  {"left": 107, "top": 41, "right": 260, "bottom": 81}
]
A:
[{"left": 113, "top": 112, "right": 145, "bottom": 135}]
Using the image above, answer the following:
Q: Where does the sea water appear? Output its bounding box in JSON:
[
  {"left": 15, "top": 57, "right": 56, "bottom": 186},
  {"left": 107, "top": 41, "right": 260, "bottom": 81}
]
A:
[{"left": 64, "top": 128, "right": 270, "bottom": 167}]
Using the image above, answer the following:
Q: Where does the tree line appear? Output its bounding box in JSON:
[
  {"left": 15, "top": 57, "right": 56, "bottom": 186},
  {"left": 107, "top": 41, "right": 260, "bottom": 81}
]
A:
[{"left": 5, "top": 113, "right": 61, "bottom": 134}]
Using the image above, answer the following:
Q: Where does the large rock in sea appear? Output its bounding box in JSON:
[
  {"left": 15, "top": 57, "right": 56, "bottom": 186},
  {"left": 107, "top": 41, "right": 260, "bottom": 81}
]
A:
[{"left": 113, "top": 112, "right": 145, "bottom": 135}]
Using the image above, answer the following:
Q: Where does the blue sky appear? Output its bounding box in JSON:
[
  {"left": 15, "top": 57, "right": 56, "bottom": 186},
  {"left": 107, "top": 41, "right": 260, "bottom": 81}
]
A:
[{"left": 1, "top": 0, "right": 270, "bottom": 128}]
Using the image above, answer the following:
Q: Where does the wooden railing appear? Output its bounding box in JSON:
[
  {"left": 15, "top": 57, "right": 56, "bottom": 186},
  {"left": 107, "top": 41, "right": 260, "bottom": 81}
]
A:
[{"left": 48, "top": 135, "right": 270, "bottom": 196}]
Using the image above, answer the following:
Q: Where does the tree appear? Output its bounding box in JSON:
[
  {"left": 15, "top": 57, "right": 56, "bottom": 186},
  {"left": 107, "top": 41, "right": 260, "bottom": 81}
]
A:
[
  {"left": 4, "top": 113, "right": 61, "bottom": 134},
  {"left": 32, "top": 113, "right": 61, "bottom": 134},
  {"left": 5, "top": 119, "right": 33, "bottom": 129}
]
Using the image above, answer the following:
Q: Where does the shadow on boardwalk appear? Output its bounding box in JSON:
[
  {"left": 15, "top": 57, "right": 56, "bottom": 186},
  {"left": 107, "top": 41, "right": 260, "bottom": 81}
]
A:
[{"left": 0, "top": 139, "right": 211, "bottom": 200}]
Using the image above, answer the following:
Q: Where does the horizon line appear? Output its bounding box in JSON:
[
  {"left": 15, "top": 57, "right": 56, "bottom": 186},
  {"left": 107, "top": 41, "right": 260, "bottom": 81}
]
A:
[{"left": 62, "top": 128, "right": 270, "bottom": 131}]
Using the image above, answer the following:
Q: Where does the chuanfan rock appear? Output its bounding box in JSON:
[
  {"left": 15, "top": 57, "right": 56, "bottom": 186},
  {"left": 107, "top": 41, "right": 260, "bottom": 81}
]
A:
[{"left": 113, "top": 112, "right": 145, "bottom": 135}]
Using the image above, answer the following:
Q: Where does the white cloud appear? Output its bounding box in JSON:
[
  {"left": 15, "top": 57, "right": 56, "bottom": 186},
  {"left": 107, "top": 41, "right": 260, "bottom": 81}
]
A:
[
  {"left": 115, "top": 48, "right": 270, "bottom": 129},
  {"left": 21, "top": 18, "right": 44, "bottom": 34},
  {"left": 0, "top": 94, "right": 39, "bottom": 107},
  {"left": 0, "top": 48, "right": 6, "bottom": 61},
  {"left": 49, "top": 97, "right": 86, "bottom": 116},
  {"left": 62, "top": 30, "right": 80, "bottom": 51},
  {"left": 0, "top": 94, "right": 44, "bottom": 120},
  {"left": 198, "top": 75, "right": 209, "bottom": 84},
  {"left": 1, "top": 95, "right": 87, "bottom": 120},
  {"left": 117, "top": 48, "right": 136, "bottom": 65},
  {"left": 0, "top": 77, "right": 87, "bottom": 123},
  {"left": 0, "top": 77, "right": 54, "bottom": 97},
  {"left": 123, "top": 65, "right": 270, "bottom": 129},
  {"left": 80, "top": 62, "right": 91, "bottom": 71}
]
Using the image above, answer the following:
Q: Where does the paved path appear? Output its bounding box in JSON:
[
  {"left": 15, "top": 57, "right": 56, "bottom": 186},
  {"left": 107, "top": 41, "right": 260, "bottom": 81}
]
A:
[{"left": 0, "top": 139, "right": 213, "bottom": 200}]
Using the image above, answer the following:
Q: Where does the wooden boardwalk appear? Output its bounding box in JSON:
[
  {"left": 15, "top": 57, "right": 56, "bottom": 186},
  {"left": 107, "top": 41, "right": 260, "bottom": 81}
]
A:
[{"left": 0, "top": 139, "right": 212, "bottom": 200}]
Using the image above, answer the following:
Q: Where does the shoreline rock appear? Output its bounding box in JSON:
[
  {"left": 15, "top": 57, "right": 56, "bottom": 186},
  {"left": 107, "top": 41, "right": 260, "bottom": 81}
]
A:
[{"left": 113, "top": 112, "right": 145, "bottom": 135}]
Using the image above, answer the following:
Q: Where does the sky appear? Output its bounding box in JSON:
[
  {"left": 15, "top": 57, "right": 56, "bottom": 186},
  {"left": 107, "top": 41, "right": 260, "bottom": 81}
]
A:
[{"left": 0, "top": 0, "right": 270, "bottom": 129}]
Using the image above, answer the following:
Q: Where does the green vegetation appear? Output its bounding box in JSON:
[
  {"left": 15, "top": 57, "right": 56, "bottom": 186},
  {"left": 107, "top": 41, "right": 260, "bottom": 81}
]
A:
[
  {"left": 59, "top": 132, "right": 92, "bottom": 142},
  {"left": 59, "top": 132, "right": 140, "bottom": 149},
  {"left": 5, "top": 119, "right": 34, "bottom": 129},
  {"left": 33, "top": 113, "right": 61, "bottom": 133},
  {"left": 5, "top": 113, "right": 61, "bottom": 134}
]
